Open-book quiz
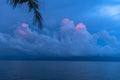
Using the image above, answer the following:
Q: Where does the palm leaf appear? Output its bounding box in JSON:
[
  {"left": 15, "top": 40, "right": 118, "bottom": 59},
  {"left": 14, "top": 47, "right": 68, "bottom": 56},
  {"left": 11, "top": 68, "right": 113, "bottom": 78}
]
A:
[{"left": 8, "top": 0, "right": 42, "bottom": 29}]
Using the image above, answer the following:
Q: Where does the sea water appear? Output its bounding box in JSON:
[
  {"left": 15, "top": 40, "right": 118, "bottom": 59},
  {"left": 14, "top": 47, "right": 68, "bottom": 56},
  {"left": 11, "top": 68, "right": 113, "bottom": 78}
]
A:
[{"left": 0, "top": 61, "right": 120, "bottom": 80}]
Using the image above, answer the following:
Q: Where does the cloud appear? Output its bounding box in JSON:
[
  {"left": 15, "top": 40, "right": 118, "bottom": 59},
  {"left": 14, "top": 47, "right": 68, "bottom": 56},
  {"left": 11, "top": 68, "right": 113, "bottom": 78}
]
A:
[
  {"left": 98, "top": 5, "right": 120, "bottom": 20},
  {"left": 0, "top": 19, "right": 120, "bottom": 56}
]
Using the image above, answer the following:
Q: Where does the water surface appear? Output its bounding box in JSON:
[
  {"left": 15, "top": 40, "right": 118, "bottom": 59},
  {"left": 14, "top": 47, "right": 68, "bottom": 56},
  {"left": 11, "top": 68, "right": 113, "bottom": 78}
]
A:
[{"left": 0, "top": 61, "right": 120, "bottom": 80}]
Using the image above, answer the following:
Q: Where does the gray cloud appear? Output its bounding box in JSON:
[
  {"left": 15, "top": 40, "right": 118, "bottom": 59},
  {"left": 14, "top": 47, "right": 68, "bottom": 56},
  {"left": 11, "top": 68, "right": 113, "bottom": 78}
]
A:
[{"left": 0, "top": 18, "right": 120, "bottom": 56}]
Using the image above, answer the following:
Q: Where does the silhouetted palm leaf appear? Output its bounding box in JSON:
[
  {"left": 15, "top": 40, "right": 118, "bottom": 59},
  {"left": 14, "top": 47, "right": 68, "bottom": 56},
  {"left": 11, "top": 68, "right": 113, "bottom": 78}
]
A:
[{"left": 8, "top": 0, "right": 42, "bottom": 29}]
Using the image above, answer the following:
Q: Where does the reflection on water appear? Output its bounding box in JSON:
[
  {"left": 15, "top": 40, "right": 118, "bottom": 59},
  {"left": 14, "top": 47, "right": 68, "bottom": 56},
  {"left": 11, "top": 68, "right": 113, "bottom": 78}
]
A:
[{"left": 0, "top": 61, "right": 120, "bottom": 80}]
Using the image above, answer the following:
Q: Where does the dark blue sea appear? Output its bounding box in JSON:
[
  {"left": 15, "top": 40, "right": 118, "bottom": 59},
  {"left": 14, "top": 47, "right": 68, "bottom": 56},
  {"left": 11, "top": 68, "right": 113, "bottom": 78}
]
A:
[{"left": 0, "top": 61, "right": 120, "bottom": 80}]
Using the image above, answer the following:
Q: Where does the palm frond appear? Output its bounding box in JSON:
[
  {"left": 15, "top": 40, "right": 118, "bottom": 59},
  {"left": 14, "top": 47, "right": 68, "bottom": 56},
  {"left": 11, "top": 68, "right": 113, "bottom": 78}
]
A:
[{"left": 8, "top": 0, "right": 42, "bottom": 29}]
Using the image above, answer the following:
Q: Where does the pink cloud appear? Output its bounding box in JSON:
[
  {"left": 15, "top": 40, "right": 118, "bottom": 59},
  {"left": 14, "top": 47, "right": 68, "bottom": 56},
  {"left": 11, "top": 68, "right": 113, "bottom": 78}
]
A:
[
  {"left": 18, "top": 29, "right": 26, "bottom": 35},
  {"left": 61, "top": 18, "right": 74, "bottom": 27},
  {"left": 21, "top": 23, "right": 29, "bottom": 28},
  {"left": 75, "top": 23, "right": 86, "bottom": 31}
]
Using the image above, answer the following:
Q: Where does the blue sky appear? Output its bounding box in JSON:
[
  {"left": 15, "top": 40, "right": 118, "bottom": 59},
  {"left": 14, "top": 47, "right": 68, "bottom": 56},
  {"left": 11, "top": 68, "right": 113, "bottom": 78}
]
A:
[
  {"left": 0, "top": 0, "right": 120, "bottom": 33},
  {"left": 0, "top": 0, "right": 120, "bottom": 56},
  {"left": 43, "top": 0, "right": 120, "bottom": 32}
]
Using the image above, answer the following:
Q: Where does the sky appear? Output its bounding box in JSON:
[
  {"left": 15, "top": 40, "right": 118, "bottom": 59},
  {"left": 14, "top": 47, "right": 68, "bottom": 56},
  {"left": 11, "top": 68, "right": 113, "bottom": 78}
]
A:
[{"left": 0, "top": 0, "right": 120, "bottom": 57}]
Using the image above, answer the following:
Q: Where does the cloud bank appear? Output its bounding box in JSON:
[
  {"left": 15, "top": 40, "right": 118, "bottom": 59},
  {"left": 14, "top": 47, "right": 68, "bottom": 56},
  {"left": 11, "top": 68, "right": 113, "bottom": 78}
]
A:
[{"left": 0, "top": 18, "right": 120, "bottom": 56}]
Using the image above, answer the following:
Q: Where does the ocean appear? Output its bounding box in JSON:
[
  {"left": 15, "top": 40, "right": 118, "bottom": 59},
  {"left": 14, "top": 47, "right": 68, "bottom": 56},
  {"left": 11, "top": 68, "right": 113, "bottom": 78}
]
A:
[{"left": 0, "top": 61, "right": 120, "bottom": 80}]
